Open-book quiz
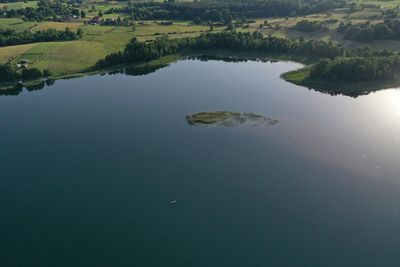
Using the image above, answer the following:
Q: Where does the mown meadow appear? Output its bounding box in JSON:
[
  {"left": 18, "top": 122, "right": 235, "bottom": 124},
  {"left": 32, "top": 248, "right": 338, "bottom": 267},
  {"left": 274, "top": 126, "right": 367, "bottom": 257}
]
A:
[{"left": 0, "top": 18, "right": 212, "bottom": 75}]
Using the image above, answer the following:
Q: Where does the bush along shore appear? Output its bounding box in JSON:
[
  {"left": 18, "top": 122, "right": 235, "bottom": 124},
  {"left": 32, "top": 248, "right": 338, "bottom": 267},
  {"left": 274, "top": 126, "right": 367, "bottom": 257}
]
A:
[
  {"left": 0, "top": 63, "right": 53, "bottom": 92},
  {"left": 0, "top": 64, "right": 52, "bottom": 83}
]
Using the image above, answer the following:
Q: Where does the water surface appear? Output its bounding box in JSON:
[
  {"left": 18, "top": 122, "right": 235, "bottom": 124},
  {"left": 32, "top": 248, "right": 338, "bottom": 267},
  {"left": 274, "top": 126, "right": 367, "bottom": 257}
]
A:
[{"left": 1, "top": 59, "right": 400, "bottom": 266}]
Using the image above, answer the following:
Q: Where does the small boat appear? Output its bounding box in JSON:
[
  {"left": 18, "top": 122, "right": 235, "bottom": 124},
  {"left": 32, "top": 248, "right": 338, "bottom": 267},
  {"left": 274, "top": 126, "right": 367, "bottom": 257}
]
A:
[{"left": 169, "top": 200, "right": 177, "bottom": 204}]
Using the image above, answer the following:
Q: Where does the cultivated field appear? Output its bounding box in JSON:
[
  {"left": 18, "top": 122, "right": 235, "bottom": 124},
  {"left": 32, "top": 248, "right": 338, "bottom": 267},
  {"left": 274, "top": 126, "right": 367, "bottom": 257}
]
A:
[
  {"left": 0, "top": 1, "right": 37, "bottom": 10},
  {"left": 0, "top": 19, "right": 213, "bottom": 76}
]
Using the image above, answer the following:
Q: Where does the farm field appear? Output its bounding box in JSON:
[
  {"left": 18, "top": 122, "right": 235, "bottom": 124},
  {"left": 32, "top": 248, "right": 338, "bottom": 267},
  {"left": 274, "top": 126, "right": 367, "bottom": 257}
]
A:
[
  {"left": 0, "top": 0, "right": 37, "bottom": 10},
  {"left": 0, "top": 19, "right": 213, "bottom": 76},
  {"left": 0, "top": 18, "right": 37, "bottom": 31},
  {"left": 356, "top": 0, "right": 400, "bottom": 9}
]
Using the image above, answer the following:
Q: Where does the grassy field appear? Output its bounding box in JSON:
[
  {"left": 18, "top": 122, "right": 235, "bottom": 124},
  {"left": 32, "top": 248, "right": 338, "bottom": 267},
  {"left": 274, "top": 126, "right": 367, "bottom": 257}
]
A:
[
  {"left": 11, "top": 43, "right": 51, "bottom": 64},
  {"left": 0, "top": 1, "right": 37, "bottom": 10},
  {"left": 0, "top": 43, "right": 36, "bottom": 62},
  {"left": 31, "top": 21, "right": 83, "bottom": 31},
  {"left": 356, "top": 0, "right": 400, "bottom": 9},
  {"left": 0, "top": 18, "right": 37, "bottom": 32},
  {"left": 0, "top": 19, "right": 214, "bottom": 76},
  {"left": 33, "top": 41, "right": 113, "bottom": 75}
]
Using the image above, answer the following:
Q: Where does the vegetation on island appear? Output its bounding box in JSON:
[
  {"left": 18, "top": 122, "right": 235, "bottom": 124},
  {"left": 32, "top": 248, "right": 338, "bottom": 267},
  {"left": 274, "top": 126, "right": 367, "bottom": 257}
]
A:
[
  {"left": 186, "top": 111, "right": 278, "bottom": 126},
  {"left": 187, "top": 111, "right": 241, "bottom": 125}
]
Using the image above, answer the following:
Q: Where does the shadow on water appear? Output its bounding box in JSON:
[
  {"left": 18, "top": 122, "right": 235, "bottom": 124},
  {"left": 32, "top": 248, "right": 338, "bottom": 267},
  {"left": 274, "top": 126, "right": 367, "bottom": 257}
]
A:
[
  {"left": 0, "top": 80, "right": 51, "bottom": 96},
  {"left": 300, "top": 77, "right": 400, "bottom": 98},
  {"left": 0, "top": 84, "right": 24, "bottom": 96},
  {"left": 189, "top": 54, "right": 279, "bottom": 63},
  {"left": 0, "top": 64, "right": 168, "bottom": 96},
  {"left": 107, "top": 64, "right": 169, "bottom": 77}
]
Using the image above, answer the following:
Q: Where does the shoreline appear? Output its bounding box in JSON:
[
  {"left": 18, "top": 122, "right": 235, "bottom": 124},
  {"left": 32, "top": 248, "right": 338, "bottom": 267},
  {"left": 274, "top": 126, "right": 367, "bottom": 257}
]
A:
[
  {"left": 0, "top": 50, "right": 313, "bottom": 92},
  {"left": 2, "top": 50, "right": 399, "bottom": 97}
]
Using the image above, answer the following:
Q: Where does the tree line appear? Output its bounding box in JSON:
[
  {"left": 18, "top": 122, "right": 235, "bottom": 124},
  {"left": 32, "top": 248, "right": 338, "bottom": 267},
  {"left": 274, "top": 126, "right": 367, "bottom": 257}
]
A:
[
  {"left": 337, "top": 20, "right": 400, "bottom": 42},
  {"left": 292, "top": 20, "right": 328, "bottom": 32},
  {"left": 1, "top": 0, "right": 84, "bottom": 21},
  {"left": 1, "top": 0, "right": 346, "bottom": 24},
  {"left": 106, "top": 0, "right": 345, "bottom": 25},
  {"left": 95, "top": 31, "right": 348, "bottom": 68},
  {"left": 0, "top": 28, "right": 83, "bottom": 47},
  {"left": 310, "top": 55, "right": 400, "bottom": 81}
]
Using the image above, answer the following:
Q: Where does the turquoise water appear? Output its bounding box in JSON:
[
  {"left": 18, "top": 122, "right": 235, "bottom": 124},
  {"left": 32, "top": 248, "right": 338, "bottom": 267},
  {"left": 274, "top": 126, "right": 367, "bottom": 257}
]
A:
[{"left": 1, "top": 59, "right": 400, "bottom": 266}]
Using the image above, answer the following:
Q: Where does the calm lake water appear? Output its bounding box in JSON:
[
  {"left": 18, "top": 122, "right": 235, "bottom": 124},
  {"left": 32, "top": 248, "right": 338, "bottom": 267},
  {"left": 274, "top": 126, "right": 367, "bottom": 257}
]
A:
[{"left": 1, "top": 59, "right": 400, "bottom": 266}]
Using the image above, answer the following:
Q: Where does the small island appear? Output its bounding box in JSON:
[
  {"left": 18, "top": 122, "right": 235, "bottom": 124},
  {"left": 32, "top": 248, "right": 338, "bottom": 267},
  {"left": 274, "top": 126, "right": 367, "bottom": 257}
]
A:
[{"left": 186, "top": 111, "right": 278, "bottom": 126}]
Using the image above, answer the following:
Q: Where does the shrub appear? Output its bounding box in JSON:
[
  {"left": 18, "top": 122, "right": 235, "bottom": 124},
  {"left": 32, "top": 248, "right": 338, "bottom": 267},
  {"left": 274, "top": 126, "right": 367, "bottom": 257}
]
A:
[{"left": 22, "top": 68, "right": 43, "bottom": 81}]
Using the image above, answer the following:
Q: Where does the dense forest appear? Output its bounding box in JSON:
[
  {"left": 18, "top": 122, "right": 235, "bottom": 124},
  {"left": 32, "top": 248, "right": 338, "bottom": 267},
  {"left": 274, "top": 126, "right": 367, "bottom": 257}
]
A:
[
  {"left": 337, "top": 20, "right": 400, "bottom": 42},
  {"left": 0, "top": 28, "right": 82, "bottom": 47},
  {"left": 310, "top": 55, "right": 400, "bottom": 81}
]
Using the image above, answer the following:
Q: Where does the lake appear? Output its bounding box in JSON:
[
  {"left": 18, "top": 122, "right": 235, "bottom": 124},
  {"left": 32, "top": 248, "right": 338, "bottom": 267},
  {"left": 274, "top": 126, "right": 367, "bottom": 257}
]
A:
[{"left": 1, "top": 59, "right": 400, "bottom": 266}]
